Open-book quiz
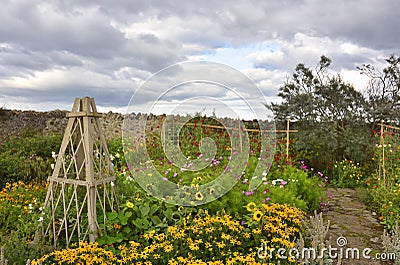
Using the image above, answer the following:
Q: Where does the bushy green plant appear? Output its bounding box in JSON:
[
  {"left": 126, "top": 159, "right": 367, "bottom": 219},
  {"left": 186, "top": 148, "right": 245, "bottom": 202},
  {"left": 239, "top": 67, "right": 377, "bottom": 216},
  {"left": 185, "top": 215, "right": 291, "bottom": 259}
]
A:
[
  {"left": 97, "top": 170, "right": 196, "bottom": 248},
  {"left": 331, "top": 159, "right": 364, "bottom": 188},
  {"left": 0, "top": 181, "right": 49, "bottom": 264},
  {"left": 370, "top": 184, "right": 400, "bottom": 231},
  {"left": 0, "top": 132, "right": 62, "bottom": 187}
]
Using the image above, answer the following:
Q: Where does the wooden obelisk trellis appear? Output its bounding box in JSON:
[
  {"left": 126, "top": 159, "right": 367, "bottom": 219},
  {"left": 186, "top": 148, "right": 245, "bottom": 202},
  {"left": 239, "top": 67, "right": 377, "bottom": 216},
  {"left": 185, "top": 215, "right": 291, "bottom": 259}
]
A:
[{"left": 42, "top": 97, "right": 118, "bottom": 248}]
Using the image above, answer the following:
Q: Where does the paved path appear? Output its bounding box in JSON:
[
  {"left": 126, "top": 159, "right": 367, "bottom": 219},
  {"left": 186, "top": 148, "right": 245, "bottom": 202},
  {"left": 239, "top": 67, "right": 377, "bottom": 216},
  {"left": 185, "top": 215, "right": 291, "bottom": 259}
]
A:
[{"left": 323, "top": 188, "right": 385, "bottom": 265}]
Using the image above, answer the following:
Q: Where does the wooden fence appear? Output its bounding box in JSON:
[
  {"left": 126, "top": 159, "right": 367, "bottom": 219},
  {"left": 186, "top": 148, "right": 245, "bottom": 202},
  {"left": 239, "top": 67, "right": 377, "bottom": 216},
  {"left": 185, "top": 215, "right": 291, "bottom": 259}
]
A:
[
  {"left": 160, "top": 117, "right": 297, "bottom": 157},
  {"left": 379, "top": 121, "right": 400, "bottom": 185}
]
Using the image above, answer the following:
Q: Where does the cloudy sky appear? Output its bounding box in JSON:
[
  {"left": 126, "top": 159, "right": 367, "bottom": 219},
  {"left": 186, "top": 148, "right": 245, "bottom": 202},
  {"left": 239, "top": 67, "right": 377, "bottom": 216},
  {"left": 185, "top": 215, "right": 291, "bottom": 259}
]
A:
[{"left": 0, "top": 0, "right": 399, "bottom": 118}]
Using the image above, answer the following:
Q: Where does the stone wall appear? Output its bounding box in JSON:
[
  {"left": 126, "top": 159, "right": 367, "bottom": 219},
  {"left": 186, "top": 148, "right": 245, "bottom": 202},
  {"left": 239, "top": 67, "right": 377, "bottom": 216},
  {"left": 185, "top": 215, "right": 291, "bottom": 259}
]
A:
[
  {"left": 0, "top": 108, "right": 270, "bottom": 145},
  {"left": 0, "top": 109, "right": 126, "bottom": 145}
]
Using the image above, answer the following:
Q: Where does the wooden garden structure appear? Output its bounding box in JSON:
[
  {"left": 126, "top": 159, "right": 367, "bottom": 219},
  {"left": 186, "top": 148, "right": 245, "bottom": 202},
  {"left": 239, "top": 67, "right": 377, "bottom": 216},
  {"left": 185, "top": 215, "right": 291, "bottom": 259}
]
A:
[{"left": 42, "top": 97, "right": 118, "bottom": 248}]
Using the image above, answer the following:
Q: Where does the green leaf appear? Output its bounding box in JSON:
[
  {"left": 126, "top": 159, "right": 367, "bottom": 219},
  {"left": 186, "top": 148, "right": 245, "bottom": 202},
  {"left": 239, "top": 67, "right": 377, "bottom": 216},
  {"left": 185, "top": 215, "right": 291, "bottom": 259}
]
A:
[
  {"left": 149, "top": 205, "right": 160, "bottom": 215},
  {"left": 123, "top": 227, "right": 131, "bottom": 234},
  {"left": 115, "top": 233, "right": 124, "bottom": 243},
  {"left": 164, "top": 208, "right": 173, "bottom": 220},
  {"left": 139, "top": 205, "right": 150, "bottom": 216},
  {"left": 107, "top": 211, "right": 118, "bottom": 221},
  {"left": 150, "top": 215, "right": 161, "bottom": 225}
]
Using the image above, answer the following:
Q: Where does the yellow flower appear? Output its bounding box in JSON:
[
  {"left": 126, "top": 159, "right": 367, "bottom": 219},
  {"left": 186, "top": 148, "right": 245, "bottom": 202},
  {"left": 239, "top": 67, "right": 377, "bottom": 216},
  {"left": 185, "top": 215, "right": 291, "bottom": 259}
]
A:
[
  {"left": 252, "top": 210, "right": 263, "bottom": 222},
  {"left": 246, "top": 202, "right": 257, "bottom": 212},
  {"left": 126, "top": 201, "right": 134, "bottom": 208},
  {"left": 195, "top": 191, "right": 204, "bottom": 201}
]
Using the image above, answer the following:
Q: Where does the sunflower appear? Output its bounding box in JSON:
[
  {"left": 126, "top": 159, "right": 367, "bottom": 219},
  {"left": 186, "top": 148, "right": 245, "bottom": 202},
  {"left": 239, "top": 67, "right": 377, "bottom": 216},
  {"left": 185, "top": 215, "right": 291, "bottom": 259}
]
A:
[
  {"left": 253, "top": 210, "right": 263, "bottom": 222},
  {"left": 195, "top": 191, "right": 204, "bottom": 201},
  {"left": 246, "top": 202, "right": 257, "bottom": 212}
]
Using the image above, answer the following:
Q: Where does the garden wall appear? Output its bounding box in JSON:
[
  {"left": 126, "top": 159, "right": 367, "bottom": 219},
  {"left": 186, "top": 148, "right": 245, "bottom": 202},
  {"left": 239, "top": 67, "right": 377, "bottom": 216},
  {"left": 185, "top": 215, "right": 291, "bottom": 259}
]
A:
[
  {"left": 0, "top": 108, "right": 269, "bottom": 146},
  {"left": 0, "top": 109, "right": 125, "bottom": 145}
]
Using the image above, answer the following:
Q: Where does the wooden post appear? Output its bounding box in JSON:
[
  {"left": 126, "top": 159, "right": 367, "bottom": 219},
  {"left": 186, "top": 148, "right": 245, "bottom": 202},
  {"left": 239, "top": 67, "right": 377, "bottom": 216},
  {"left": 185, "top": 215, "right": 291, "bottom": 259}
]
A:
[
  {"left": 0, "top": 247, "right": 7, "bottom": 265},
  {"left": 380, "top": 120, "right": 386, "bottom": 185},
  {"left": 286, "top": 118, "right": 290, "bottom": 160}
]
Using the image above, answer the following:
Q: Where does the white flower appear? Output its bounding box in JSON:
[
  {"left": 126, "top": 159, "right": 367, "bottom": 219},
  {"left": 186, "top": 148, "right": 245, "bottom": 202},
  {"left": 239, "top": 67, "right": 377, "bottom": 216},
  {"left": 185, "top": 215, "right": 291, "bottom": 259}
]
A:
[
  {"left": 110, "top": 181, "right": 115, "bottom": 187},
  {"left": 110, "top": 155, "right": 115, "bottom": 161},
  {"left": 271, "top": 178, "right": 284, "bottom": 186},
  {"left": 115, "top": 153, "right": 120, "bottom": 158},
  {"left": 252, "top": 176, "right": 258, "bottom": 179},
  {"left": 28, "top": 204, "right": 33, "bottom": 210},
  {"left": 51, "top": 151, "right": 57, "bottom": 159},
  {"left": 51, "top": 163, "right": 55, "bottom": 170},
  {"left": 38, "top": 216, "right": 44, "bottom": 222},
  {"left": 262, "top": 170, "right": 267, "bottom": 177}
]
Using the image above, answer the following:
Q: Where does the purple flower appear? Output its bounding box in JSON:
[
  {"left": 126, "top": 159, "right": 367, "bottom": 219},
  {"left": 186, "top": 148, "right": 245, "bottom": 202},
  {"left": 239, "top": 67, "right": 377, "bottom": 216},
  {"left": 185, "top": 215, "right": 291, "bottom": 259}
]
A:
[
  {"left": 301, "top": 164, "right": 307, "bottom": 170},
  {"left": 225, "top": 166, "right": 230, "bottom": 172},
  {"left": 263, "top": 189, "right": 269, "bottom": 194},
  {"left": 281, "top": 181, "right": 287, "bottom": 185},
  {"left": 245, "top": 191, "right": 254, "bottom": 196},
  {"left": 241, "top": 221, "right": 245, "bottom": 226},
  {"left": 173, "top": 172, "right": 178, "bottom": 177}
]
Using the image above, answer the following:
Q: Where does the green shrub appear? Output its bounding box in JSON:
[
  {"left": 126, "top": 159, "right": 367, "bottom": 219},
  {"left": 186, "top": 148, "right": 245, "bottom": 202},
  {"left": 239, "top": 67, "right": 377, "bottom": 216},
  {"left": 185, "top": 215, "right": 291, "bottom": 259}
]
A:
[{"left": 0, "top": 133, "right": 62, "bottom": 187}]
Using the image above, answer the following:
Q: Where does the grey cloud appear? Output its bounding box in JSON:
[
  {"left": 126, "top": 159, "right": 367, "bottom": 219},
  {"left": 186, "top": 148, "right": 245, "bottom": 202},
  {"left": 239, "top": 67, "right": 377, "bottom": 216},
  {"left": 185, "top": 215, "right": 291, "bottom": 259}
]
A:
[{"left": 0, "top": 0, "right": 398, "bottom": 113}]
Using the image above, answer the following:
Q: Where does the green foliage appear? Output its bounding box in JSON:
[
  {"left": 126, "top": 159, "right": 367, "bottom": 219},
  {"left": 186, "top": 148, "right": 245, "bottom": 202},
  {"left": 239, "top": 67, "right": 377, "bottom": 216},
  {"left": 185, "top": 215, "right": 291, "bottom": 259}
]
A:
[
  {"left": 0, "top": 231, "right": 46, "bottom": 265},
  {"left": 204, "top": 162, "right": 326, "bottom": 217},
  {"left": 97, "top": 171, "right": 196, "bottom": 247},
  {"left": 330, "top": 159, "right": 365, "bottom": 188},
  {"left": 0, "top": 132, "right": 62, "bottom": 187},
  {"left": 0, "top": 181, "right": 48, "bottom": 264},
  {"left": 370, "top": 184, "right": 400, "bottom": 231},
  {"left": 358, "top": 54, "right": 400, "bottom": 123},
  {"left": 271, "top": 55, "right": 373, "bottom": 170}
]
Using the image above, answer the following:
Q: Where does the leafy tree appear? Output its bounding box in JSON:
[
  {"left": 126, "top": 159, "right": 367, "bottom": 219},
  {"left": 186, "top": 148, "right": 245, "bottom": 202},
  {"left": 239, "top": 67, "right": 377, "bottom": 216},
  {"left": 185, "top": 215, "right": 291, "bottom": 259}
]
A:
[
  {"left": 271, "top": 55, "right": 371, "bottom": 168},
  {"left": 358, "top": 54, "right": 400, "bottom": 124}
]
